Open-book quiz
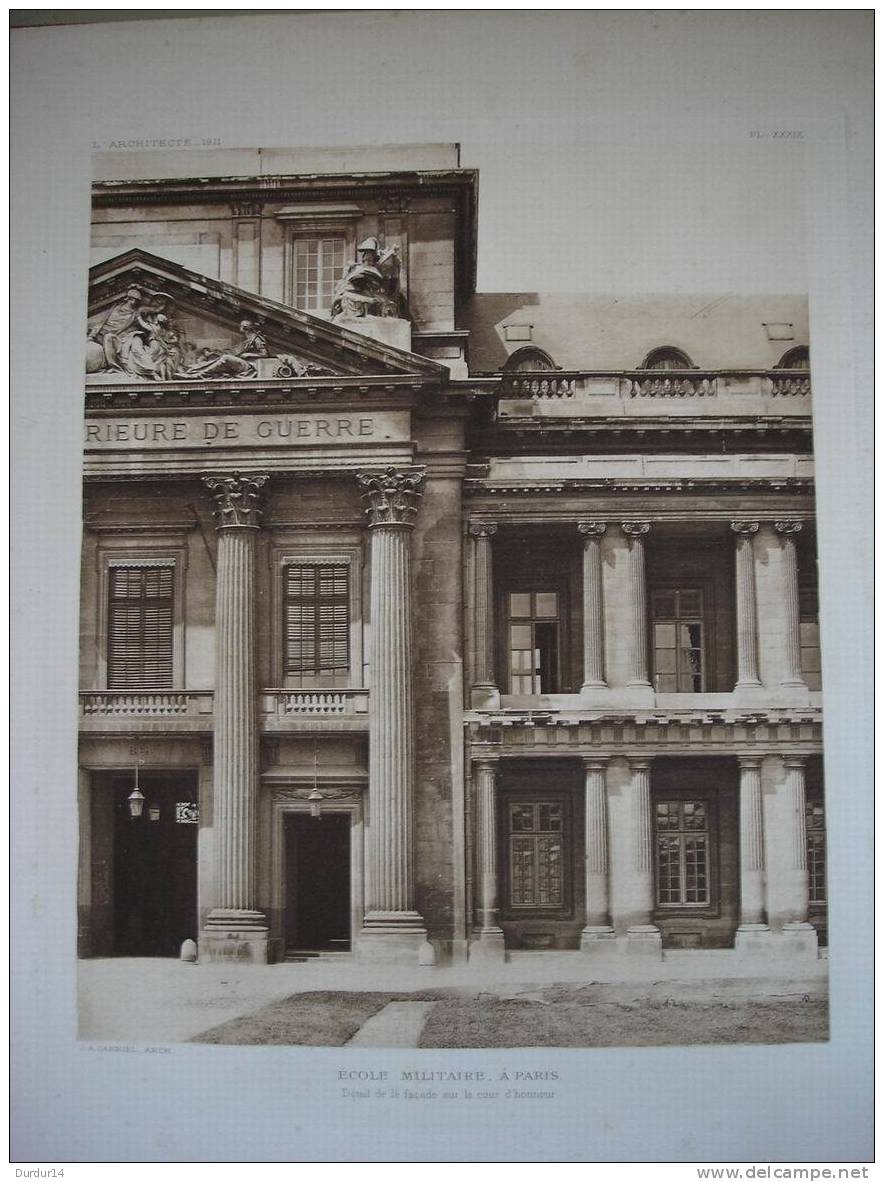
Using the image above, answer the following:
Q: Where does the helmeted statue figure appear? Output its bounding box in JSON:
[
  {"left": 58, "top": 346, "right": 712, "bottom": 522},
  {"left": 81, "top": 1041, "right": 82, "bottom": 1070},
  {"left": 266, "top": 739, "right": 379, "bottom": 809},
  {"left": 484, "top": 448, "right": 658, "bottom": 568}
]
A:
[{"left": 329, "top": 237, "right": 406, "bottom": 322}]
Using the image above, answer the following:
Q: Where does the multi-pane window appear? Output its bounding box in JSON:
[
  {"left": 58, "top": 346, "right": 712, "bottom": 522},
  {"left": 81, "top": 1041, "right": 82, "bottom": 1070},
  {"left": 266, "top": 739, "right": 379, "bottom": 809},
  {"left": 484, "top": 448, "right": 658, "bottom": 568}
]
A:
[
  {"left": 652, "top": 589, "right": 705, "bottom": 692},
  {"left": 506, "top": 590, "right": 560, "bottom": 694},
  {"left": 655, "top": 799, "right": 711, "bottom": 906},
  {"left": 806, "top": 800, "right": 826, "bottom": 904},
  {"left": 292, "top": 237, "right": 346, "bottom": 313},
  {"left": 799, "top": 583, "right": 821, "bottom": 691},
  {"left": 507, "top": 800, "right": 564, "bottom": 909},
  {"left": 283, "top": 563, "right": 350, "bottom": 684},
  {"left": 107, "top": 564, "right": 174, "bottom": 690}
]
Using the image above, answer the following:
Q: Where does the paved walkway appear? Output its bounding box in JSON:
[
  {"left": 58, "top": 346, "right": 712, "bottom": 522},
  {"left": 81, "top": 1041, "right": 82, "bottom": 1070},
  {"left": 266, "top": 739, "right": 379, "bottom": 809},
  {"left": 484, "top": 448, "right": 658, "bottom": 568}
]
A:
[
  {"left": 78, "top": 953, "right": 827, "bottom": 1045},
  {"left": 346, "top": 1001, "right": 438, "bottom": 1047}
]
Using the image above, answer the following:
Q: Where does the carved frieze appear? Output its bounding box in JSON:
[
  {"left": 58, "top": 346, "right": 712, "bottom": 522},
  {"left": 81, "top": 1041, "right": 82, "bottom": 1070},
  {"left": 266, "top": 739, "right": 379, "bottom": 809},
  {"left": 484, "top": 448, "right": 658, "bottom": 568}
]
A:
[
  {"left": 357, "top": 467, "right": 425, "bottom": 528},
  {"left": 203, "top": 473, "right": 270, "bottom": 529}
]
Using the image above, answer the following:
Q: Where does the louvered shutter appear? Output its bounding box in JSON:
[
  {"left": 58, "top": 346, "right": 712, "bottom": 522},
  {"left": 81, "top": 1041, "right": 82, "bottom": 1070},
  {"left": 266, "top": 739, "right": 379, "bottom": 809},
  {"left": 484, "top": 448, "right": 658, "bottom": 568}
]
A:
[
  {"left": 108, "top": 565, "right": 174, "bottom": 689},
  {"left": 284, "top": 563, "right": 349, "bottom": 677}
]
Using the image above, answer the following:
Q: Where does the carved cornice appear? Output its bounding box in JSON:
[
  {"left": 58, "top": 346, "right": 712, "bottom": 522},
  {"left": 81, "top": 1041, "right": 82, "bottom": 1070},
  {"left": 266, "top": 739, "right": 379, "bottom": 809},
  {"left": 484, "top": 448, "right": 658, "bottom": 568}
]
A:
[
  {"left": 230, "top": 201, "right": 264, "bottom": 218},
  {"left": 731, "top": 520, "right": 760, "bottom": 536},
  {"left": 357, "top": 467, "right": 425, "bottom": 528},
  {"left": 203, "top": 472, "right": 270, "bottom": 529},
  {"left": 271, "top": 787, "right": 363, "bottom": 802},
  {"left": 774, "top": 520, "right": 804, "bottom": 536}
]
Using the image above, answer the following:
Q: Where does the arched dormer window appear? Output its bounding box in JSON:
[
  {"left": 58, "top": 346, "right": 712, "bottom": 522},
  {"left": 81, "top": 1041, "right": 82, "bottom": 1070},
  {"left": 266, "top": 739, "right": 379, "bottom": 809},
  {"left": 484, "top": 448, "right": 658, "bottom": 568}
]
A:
[
  {"left": 639, "top": 346, "right": 696, "bottom": 370},
  {"left": 503, "top": 347, "right": 557, "bottom": 372},
  {"left": 775, "top": 346, "right": 810, "bottom": 370}
]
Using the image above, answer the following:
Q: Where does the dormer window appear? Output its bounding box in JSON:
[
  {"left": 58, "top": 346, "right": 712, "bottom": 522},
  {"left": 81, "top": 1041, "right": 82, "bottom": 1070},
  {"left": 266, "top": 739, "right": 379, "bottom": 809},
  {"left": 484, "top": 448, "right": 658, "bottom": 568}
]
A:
[
  {"left": 776, "top": 346, "right": 810, "bottom": 370},
  {"left": 640, "top": 347, "right": 696, "bottom": 370},
  {"left": 503, "top": 347, "right": 557, "bottom": 372}
]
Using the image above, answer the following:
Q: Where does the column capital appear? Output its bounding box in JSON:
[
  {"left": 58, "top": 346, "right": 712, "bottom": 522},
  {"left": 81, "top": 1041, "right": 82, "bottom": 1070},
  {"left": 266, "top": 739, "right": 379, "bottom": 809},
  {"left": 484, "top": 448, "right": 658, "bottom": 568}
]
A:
[
  {"left": 357, "top": 466, "right": 425, "bottom": 529},
  {"left": 469, "top": 522, "right": 498, "bottom": 539},
  {"left": 621, "top": 521, "right": 650, "bottom": 540},
  {"left": 203, "top": 472, "right": 269, "bottom": 529},
  {"left": 578, "top": 521, "right": 607, "bottom": 539},
  {"left": 774, "top": 520, "right": 804, "bottom": 537},
  {"left": 782, "top": 753, "right": 809, "bottom": 770},
  {"left": 581, "top": 755, "right": 610, "bottom": 771},
  {"left": 472, "top": 755, "right": 500, "bottom": 772},
  {"left": 737, "top": 754, "right": 765, "bottom": 770},
  {"left": 730, "top": 520, "right": 760, "bottom": 536},
  {"left": 628, "top": 756, "right": 653, "bottom": 772}
]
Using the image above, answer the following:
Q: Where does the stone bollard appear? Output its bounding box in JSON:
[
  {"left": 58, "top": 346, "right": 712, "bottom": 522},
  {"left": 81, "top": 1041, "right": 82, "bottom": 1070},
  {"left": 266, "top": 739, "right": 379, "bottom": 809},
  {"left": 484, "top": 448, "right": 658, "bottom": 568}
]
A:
[{"left": 180, "top": 938, "right": 198, "bottom": 963}]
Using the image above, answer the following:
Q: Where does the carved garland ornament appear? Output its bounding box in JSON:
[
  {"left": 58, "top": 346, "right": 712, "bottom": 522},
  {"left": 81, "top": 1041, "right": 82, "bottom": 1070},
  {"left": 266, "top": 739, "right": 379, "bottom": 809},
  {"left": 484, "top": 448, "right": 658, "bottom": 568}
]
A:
[
  {"left": 203, "top": 473, "right": 270, "bottom": 528},
  {"left": 357, "top": 467, "right": 425, "bottom": 528}
]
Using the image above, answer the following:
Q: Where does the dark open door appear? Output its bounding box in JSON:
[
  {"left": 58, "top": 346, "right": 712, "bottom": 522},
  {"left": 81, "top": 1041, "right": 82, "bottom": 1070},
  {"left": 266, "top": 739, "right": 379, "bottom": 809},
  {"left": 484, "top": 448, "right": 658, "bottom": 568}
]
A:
[
  {"left": 285, "top": 812, "right": 351, "bottom": 952},
  {"left": 112, "top": 774, "right": 198, "bottom": 957}
]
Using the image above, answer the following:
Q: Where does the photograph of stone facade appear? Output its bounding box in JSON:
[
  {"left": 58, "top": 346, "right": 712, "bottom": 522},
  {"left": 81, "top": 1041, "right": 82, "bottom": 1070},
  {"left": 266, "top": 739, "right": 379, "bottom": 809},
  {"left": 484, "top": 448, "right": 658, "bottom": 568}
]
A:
[{"left": 77, "top": 144, "right": 826, "bottom": 1046}]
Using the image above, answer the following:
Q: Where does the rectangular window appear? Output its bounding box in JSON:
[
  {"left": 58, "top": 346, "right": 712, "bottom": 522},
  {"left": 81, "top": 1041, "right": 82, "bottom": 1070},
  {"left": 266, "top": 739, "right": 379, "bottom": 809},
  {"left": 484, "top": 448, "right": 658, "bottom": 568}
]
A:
[
  {"left": 652, "top": 588, "right": 705, "bottom": 692},
  {"left": 506, "top": 800, "right": 565, "bottom": 909},
  {"left": 799, "top": 583, "right": 821, "bottom": 691},
  {"left": 655, "top": 798, "right": 711, "bottom": 906},
  {"left": 107, "top": 564, "right": 174, "bottom": 690},
  {"left": 806, "top": 799, "right": 826, "bottom": 904},
  {"left": 293, "top": 236, "right": 346, "bottom": 313},
  {"left": 506, "top": 590, "right": 560, "bottom": 693},
  {"left": 283, "top": 562, "right": 350, "bottom": 683}
]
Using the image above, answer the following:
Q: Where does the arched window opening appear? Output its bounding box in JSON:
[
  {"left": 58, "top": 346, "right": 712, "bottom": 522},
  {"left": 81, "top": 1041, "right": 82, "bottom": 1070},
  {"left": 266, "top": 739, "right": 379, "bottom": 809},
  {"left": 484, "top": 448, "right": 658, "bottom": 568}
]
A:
[
  {"left": 776, "top": 346, "right": 810, "bottom": 370},
  {"left": 639, "top": 347, "right": 696, "bottom": 371},
  {"left": 503, "top": 347, "right": 557, "bottom": 373}
]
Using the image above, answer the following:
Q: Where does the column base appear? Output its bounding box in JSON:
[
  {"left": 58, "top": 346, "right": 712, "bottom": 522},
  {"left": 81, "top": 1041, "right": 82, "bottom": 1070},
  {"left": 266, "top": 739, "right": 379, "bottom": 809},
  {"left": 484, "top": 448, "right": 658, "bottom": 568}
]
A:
[
  {"left": 625, "top": 924, "right": 663, "bottom": 957},
  {"left": 580, "top": 925, "right": 617, "bottom": 952},
  {"left": 780, "top": 921, "right": 819, "bottom": 958},
  {"left": 470, "top": 685, "right": 501, "bottom": 710},
  {"left": 199, "top": 909, "right": 270, "bottom": 964},
  {"left": 734, "top": 923, "right": 774, "bottom": 955},
  {"left": 468, "top": 927, "right": 506, "bottom": 962},
  {"left": 355, "top": 912, "right": 434, "bottom": 966}
]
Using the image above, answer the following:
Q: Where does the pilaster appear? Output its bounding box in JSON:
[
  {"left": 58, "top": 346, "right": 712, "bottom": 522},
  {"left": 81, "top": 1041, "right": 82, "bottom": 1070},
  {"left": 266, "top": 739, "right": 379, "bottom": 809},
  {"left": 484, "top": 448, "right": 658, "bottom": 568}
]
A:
[
  {"left": 469, "top": 757, "right": 505, "bottom": 961},
  {"left": 734, "top": 755, "right": 772, "bottom": 952},
  {"left": 580, "top": 756, "right": 615, "bottom": 948},
  {"left": 624, "top": 757, "right": 662, "bottom": 956},
  {"left": 469, "top": 523, "right": 500, "bottom": 709},
  {"left": 578, "top": 522, "right": 608, "bottom": 698},
  {"left": 731, "top": 521, "right": 763, "bottom": 694},
  {"left": 774, "top": 521, "right": 808, "bottom": 689}
]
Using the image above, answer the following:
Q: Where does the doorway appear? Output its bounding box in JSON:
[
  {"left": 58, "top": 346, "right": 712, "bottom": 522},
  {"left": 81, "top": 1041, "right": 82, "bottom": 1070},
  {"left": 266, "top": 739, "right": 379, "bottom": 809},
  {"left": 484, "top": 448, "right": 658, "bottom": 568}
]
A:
[
  {"left": 284, "top": 812, "right": 351, "bottom": 952},
  {"left": 112, "top": 774, "right": 198, "bottom": 957}
]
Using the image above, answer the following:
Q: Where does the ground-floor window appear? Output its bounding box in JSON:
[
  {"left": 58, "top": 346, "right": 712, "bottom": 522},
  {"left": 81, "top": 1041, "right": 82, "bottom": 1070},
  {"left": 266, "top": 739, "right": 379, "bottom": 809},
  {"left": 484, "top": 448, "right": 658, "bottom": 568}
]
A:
[
  {"left": 654, "top": 797, "right": 713, "bottom": 907},
  {"left": 806, "top": 798, "right": 826, "bottom": 905},
  {"left": 503, "top": 795, "right": 570, "bottom": 913}
]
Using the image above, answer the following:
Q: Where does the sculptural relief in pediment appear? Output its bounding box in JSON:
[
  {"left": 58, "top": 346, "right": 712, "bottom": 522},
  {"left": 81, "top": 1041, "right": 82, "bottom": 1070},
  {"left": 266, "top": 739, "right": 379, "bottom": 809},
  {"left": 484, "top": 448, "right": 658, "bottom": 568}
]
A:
[{"left": 85, "top": 287, "right": 337, "bottom": 382}]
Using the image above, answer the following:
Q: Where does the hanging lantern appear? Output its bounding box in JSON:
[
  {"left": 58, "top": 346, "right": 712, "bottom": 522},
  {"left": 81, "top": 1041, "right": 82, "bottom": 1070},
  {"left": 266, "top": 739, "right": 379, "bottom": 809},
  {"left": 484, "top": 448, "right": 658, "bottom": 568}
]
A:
[
  {"left": 127, "top": 761, "right": 145, "bottom": 818},
  {"left": 308, "top": 787, "right": 323, "bottom": 819}
]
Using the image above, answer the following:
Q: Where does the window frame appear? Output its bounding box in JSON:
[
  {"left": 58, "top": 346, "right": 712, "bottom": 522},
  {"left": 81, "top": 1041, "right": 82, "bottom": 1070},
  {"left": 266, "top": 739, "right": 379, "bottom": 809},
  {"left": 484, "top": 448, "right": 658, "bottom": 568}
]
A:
[
  {"left": 639, "top": 346, "right": 697, "bottom": 370},
  {"left": 270, "top": 537, "right": 364, "bottom": 690},
  {"left": 499, "top": 579, "right": 570, "bottom": 695},
  {"left": 499, "top": 789, "right": 574, "bottom": 920},
  {"left": 652, "top": 789, "right": 720, "bottom": 917},
  {"left": 278, "top": 210, "right": 362, "bottom": 315},
  {"left": 95, "top": 536, "right": 188, "bottom": 691},
  {"left": 805, "top": 794, "right": 827, "bottom": 908},
  {"left": 649, "top": 579, "right": 716, "bottom": 694}
]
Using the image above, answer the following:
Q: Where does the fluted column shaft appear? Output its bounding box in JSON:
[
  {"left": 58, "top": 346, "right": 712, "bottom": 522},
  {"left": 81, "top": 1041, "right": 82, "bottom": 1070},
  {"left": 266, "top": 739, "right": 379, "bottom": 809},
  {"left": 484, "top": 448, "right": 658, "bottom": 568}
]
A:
[
  {"left": 738, "top": 756, "right": 766, "bottom": 926},
  {"left": 622, "top": 524, "right": 651, "bottom": 687},
  {"left": 630, "top": 757, "right": 656, "bottom": 924},
  {"left": 202, "top": 474, "right": 269, "bottom": 948},
  {"left": 775, "top": 521, "right": 806, "bottom": 687},
  {"left": 784, "top": 755, "right": 810, "bottom": 923},
  {"left": 579, "top": 523, "right": 607, "bottom": 690},
  {"left": 474, "top": 760, "right": 501, "bottom": 931},
  {"left": 732, "top": 521, "right": 762, "bottom": 688},
  {"left": 358, "top": 468, "right": 425, "bottom": 928},
  {"left": 582, "top": 757, "right": 612, "bottom": 929},
  {"left": 469, "top": 524, "right": 498, "bottom": 691}
]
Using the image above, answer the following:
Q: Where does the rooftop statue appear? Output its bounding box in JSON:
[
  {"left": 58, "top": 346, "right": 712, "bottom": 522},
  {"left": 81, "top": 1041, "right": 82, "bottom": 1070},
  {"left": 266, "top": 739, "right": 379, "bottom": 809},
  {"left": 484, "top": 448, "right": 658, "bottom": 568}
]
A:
[{"left": 329, "top": 237, "right": 406, "bottom": 322}]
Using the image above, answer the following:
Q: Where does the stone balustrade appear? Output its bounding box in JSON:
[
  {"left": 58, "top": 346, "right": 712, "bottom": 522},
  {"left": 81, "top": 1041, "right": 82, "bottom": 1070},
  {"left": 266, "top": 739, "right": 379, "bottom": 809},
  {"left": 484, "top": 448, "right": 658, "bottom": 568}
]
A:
[
  {"left": 79, "top": 690, "right": 214, "bottom": 720},
  {"left": 261, "top": 689, "right": 370, "bottom": 718}
]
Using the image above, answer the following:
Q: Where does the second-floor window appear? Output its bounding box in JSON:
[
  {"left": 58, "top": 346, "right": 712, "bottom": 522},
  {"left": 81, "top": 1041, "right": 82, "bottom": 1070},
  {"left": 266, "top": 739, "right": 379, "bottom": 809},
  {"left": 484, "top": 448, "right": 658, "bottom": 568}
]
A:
[
  {"left": 107, "top": 564, "right": 174, "bottom": 690},
  {"left": 799, "top": 583, "right": 821, "bottom": 691},
  {"left": 292, "top": 236, "right": 346, "bottom": 314},
  {"left": 283, "top": 562, "right": 350, "bottom": 685},
  {"left": 506, "top": 590, "right": 561, "bottom": 694},
  {"left": 652, "top": 588, "right": 705, "bottom": 692}
]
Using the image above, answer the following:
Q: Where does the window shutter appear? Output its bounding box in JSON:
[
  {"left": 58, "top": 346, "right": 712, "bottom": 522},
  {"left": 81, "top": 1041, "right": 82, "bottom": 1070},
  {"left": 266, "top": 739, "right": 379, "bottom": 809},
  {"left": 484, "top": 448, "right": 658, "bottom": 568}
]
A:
[
  {"left": 284, "top": 563, "right": 350, "bottom": 677},
  {"left": 108, "top": 565, "right": 174, "bottom": 689}
]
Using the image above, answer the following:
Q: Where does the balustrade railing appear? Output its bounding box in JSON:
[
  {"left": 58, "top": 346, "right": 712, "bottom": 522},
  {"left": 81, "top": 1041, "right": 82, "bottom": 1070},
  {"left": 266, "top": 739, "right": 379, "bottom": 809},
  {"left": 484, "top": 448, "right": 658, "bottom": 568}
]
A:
[
  {"left": 79, "top": 691, "right": 213, "bottom": 718},
  {"left": 262, "top": 689, "right": 370, "bottom": 718},
  {"left": 497, "top": 368, "right": 811, "bottom": 404}
]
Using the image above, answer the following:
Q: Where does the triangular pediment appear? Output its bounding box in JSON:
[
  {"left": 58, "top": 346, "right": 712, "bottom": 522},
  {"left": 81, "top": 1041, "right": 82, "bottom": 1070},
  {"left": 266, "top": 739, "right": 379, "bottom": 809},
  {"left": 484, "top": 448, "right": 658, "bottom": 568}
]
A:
[{"left": 86, "top": 249, "right": 445, "bottom": 384}]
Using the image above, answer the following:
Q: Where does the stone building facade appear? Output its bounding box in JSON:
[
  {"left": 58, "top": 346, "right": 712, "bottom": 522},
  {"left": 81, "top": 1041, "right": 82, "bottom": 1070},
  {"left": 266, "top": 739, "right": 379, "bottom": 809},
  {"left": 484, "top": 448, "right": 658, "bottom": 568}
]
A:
[{"left": 77, "top": 145, "right": 824, "bottom": 970}]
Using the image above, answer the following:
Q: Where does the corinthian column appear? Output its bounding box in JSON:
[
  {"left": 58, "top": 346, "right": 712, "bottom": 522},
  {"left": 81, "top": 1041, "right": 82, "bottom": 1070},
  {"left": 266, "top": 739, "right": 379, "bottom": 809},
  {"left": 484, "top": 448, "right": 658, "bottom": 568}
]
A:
[
  {"left": 622, "top": 523, "right": 651, "bottom": 687},
  {"left": 731, "top": 521, "right": 762, "bottom": 688},
  {"left": 578, "top": 523, "right": 607, "bottom": 692},
  {"left": 357, "top": 467, "right": 430, "bottom": 962},
  {"left": 200, "top": 473, "right": 269, "bottom": 963},
  {"left": 471, "top": 757, "right": 505, "bottom": 959},
  {"left": 469, "top": 523, "right": 499, "bottom": 706},
  {"left": 580, "top": 757, "right": 615, "bottom": 947},
  {"left": 775, "top": 521, "right": 807, "bottom": 687}
]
